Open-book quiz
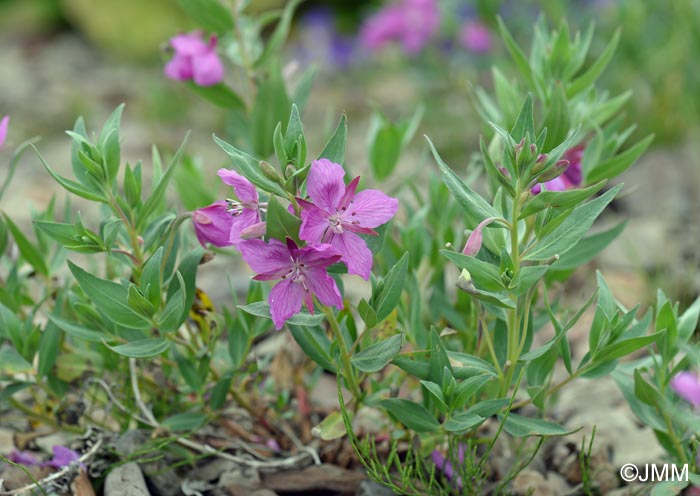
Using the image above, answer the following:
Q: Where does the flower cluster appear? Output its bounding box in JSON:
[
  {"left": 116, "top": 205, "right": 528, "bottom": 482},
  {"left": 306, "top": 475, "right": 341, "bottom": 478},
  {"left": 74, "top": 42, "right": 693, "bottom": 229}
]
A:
[
  {"left": 193, "top": 159, "right": 398, "bottom": 329},
  {"left": 164, "top": 31, "right": 224, "bottom": 87},
  {"left": 7, "top": 445, "right": 83, "bottom": 470}
]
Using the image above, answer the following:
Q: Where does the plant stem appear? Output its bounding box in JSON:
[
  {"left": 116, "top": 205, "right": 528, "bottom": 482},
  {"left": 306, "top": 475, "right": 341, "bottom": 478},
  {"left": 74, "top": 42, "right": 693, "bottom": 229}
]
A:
[
  {"left": 502, "top": 188, "right": 523, "bottom": 396},
  {"left": 478, "top": 308, "right": 504, "bottom": 381},
  {"left": 319, "top": 305, "right": 362, "bottom": 401}
]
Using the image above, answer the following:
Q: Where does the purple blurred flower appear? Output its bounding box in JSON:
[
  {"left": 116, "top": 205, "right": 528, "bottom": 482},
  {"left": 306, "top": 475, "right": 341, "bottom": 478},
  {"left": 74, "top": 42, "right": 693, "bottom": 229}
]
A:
[
  {"left": 9, "top": 450, "right": 39, "bottom": 466},
  {"left": 297, "top": 8, "right": 357, "bottom": 68},
  {"left": 298, "top": 159, "right": 398, "bottom": 279},
  {"left": 192, "top": 201, "right": 235, "bottom": 248},
  {"left": 431, "top": 444, "right": 466, "bottom": 488},
  {"left": 671, "top": 371, "right": 700, "bottom": 409},
  {"left": 459, "top": 21, "right": 492, "bottom": 53},
  {"left": 239, "top": 238, "right": 343, "bottom": 330},
  {"left": 45, "top": 445, "right": 82, "bottom": 469},
  {"left": 532, "top": 144, "right": 585, "bottom": 194},
  {"left": 0, "top": 115, "right": 9, "bottom": 149},
  {"left": 164, "top": 31, "right": 224, "bottom": 87},
  {"left": 359, "top": 0, "right": 441, "bottom": 55}
]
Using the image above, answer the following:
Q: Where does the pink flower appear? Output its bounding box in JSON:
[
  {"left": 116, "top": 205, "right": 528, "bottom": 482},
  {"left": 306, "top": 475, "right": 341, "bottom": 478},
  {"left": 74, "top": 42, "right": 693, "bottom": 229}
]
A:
[
  {"left": 0, "top": 115, "right": 9, "bottom": 149},
  {"left": 164, "top": 31, "right": 224, "bottom": 87},
  {"left": 192, "top": 201, "right": 235, "bottom": 248},
  {"left": 45, "top": 445, "right": 82, "bottom": 469},
  {"left": 462, "top": 217, "right": 498, "bottom": 256},
  {"left": 9, "top": 450, "right": 39, "bottom": 466},
  {"left": 360, "top": 0, "right": 440, "bottom": 54},
  {"left": 298, "top": 159, "right": 398, "bottom": 279},
  {"left": 218, "top": 169, "right": 263, "bottom": 245},
  {"left": 531, "top": 145, "right": 585, "bottom": 195},
  {"left": 459, "top": 21, "right": 492, "bottom": 54},
  {"left": 240, "top": 238, "right": 343, "bottom": 329},
  {"left": 670, "top": 371, "right": 700, "bottom": 409},
  {"left": 431, "top": 443, "right": 466, "bottom": 489}
]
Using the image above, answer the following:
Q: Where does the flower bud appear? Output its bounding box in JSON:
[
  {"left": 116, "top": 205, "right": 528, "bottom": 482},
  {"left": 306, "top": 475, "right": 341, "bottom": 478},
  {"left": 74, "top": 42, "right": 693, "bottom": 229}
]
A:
[
  {"left": 240, "top": 221, "right": 267, "bottom": 240},
  {"left": 462, "top": 217, "right": 498, "bottom": 256},
  {"left": 260, "top": 161, "right": 282, "bottom": 182}
]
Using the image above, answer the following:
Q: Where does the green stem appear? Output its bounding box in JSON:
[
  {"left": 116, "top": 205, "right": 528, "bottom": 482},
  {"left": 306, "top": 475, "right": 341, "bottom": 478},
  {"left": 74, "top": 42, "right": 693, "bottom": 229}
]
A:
[
  {"left": 478, "top": 308, "right": 504, "bottom": 382},
  {"left": 320, "top": 305, "right": 362, "bottom": 401}
]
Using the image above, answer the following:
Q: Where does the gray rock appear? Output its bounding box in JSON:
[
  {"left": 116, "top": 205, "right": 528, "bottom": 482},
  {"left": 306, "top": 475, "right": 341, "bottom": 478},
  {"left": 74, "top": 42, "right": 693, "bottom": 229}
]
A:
[
  {"left": 0, "top": 428, "right": 14, "bottom": 454},
  {"left": 104, "top": 463, "right": 151, "bottom": 496}
]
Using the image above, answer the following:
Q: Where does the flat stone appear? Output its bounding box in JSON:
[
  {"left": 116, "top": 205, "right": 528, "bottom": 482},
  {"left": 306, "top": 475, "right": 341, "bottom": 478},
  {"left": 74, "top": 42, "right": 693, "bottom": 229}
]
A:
[
  {"left": 0, "top": 428, "right": 14, "bottom": 454},
  {"left": 104, "top": 463, "right": 151, "bottom": 496}
]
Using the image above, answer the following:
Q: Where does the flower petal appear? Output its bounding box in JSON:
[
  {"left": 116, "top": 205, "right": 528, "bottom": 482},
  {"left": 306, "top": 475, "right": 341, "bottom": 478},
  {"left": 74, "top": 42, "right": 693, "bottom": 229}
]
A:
[
  {"left": 269, "top": 279, "right": 304, "bottom": 330},
  {"left": 192, "top": 48, "right": 225, "bottom": 87},
  {"left": 47, "top": 445, "right": 80, "bottom": 468},
  {"left": 239, "top": 238, "right": 292, "bottom": 277},
  {"left": 330, "top": 232, "right": 373, "bottom": 279},
  {"left": 671, "top": 372, "right": 700, "bottom": 408},
  {"left": 344, "top": 189, "right": 398, "bottom": 228},
  {"left": 300, "top": 204, "right": 330, "bottom": 243},
  {"left": 306, "top": 267, "right": 343, "bottom": 310},
  {"left": 170, "top": 32, "right": 208, "bottom": 55},
  {"left": 0, "top": 115, "right": 9, "bottom": 149},
  {"left": 230, "top": 208, "right": 261, "bottom": 244},
  {"left": 217, "top": 169, "right": 258, "bottom": 203},
  {"left": 164, "top": 54, "right": 193, "bottom": 82},
  {"left": 297, "top": 243, "right": 342, "bottom": 268},
  {"left": 306, "top": 159, "right": 346, "bottom": 211},
  {"left": 192, "top": 201, "right": 234, "bottom": 247}
]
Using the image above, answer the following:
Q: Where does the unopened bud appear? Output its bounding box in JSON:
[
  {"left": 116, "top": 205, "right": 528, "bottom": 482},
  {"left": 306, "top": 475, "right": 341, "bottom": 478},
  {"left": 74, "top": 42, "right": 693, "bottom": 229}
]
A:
[
  {"left": 260, "top": 161, "right": 282, "bottom": 182},
  {"left": 537, "top": 159, "right": 570, "bottom": 182},
  {"left": 240, "top": 221, "right": 267, "bottom": 239},
  {"left": 285, "top": 164, "right": 296, "bottom": 179}
]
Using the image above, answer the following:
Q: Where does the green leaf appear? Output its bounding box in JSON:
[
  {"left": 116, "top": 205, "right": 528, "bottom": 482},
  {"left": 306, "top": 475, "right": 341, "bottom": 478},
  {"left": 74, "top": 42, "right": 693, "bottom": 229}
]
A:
[
  {"left": 37, "top": 320, "right": 61, "bottom": 377},
  {"left": 214, "top": 135, "right": 287, "bottom": 197},
  {"left": 161, "top": 412, "right": 207, "bottom": 432},
  {"left": 4, "top": 214, "right": 49, "bottom": 276},
  {"left": 0, "top": 345, "right": 33, "bottom": 373},
  {"left": 104, "top": 338, "right": 169, "bottom": 358},
  {"left": 319, "top": 114, "right": 347, "bottom": 164},
  {"left": 357, "top": 299, "right": 378, "bottom": 329},
  {"left": 452, "top": 374, "right": 494, "bottom": 409},
  {"left": 157, "top": 272, "right": 187, "bottom": 332},
  {"left": 502, "top": 413, "right": 577, "bottom": 437},
  {"left": 351, "top": 334, "right": 402, "bottom": 373},
  {"left": 254, "top": 0, "right": 302, "bottom": 69},
  {"left": 265, "top": 196, "right": 301, "bottom": 243},
  {"left": 427, "top": 137, "right": 500, "bottom": 226},
  {"left": 594, "top": 330, "right": 665, "bottom": 362},
  {"left": 541, "top": 84, "right": 570, "bottom": 151},
  {"left": 33, "top": 145, "right": 105, "bottom": 202},
  {"left": 444, "top": 413, "right": 485, "bottom": 434},
  {"left": 137, "top": 133, "right": 189, "bottom": 229},
  {"left": 526, "top": 185, "right": 621, "bottom": 261},
  {"left": 239, "top": 301, "right": 324, "bottom": 326},
  {"left": 520, "top": 181, "right": 606, "bottom": 219},
  {"left": 508, "top": 265, "right": 548, "bottom": 294},
  {"left": 634, "top": 369, "right": 663, "bottom": 407},
  {"left": 169, "top": 248, "right": 203, "bottom": 327},
  {"left": 141, "top": 247, "right": 164, "bottom": 308},
  {"left": 678, "top": 295, "right": 700, "bottom": 344},
  {"left": 497, "top": 16, "right": 537, "bottom": 92},
  {"left": 511, "top": 94, "right": 535, "bottom": 143},
  {"left": 251, "top": 64, "right": 290, "bottom": 157},
  {"left": 587, "top": 135, "right": 654, "bottom": 183},
  {"left": 551, "top": 220, "right": 626, "bottom": 271},
  {"left": 372, "top": 252, "right": 408, "bottom": 322},
  {"left": 48, "top": 314, "right": 113, "bottom": 343},
  {"left": 377, "top": 398, "right": 440, "bottom": 433},
  {"left": 127, "top": 284, "right": 156, "bottom": 318},
  {"left": 186, "top": 83, "right": 245, "bottom": 111},
  {"left": 68, "top": 261, "right": 151, "bottom": 329},
  {"left": 567, "top": 29, "right": 620, "bottom": 98},
  {"left": 176, "top": 0, "right": 233, "bottom": 34},
  {"left": 313, "top": 411, "right": 347, "bottom": 440},
  {"left": 288, "top": 323, "right": 335, "bottom": 371},
  {"left": 442, "top": 250, "right": 505, "bottom": 292},
  {"left": 369, "top": 119, "right": 402, "bottom": 181},
  {"left": 420, "top": 380, "right": 448, "bottom": 412}
]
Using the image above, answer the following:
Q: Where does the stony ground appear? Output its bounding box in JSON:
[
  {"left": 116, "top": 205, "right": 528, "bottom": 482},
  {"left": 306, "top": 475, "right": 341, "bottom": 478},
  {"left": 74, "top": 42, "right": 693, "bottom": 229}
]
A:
[{"left": 1, "top": 30, "right": 699, "bottom": 495}]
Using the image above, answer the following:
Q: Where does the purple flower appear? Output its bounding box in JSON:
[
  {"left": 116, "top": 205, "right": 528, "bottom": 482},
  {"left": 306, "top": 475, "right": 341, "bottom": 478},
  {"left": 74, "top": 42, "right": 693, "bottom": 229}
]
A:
[
  {"left": 240, "top": 238, "right": 343, "bottom": 329},
  {"left": 431, "top": 444, "right": 466, "bottom": 488},
  {"left": 0, "top": 115, "right": 9, "bottom": 149},
  {"left": 462, "top": 217, "right": 499, "bottom": 256},
  {"left": 192, "top": 201, "right": 235, "bottom": 248},
  {"left": 9, "top": 450, "right": 39, "bottom": 466},
  {"left": 218, "top": 168, "right": 263, "bottom": 245},
  {"left": 459, "top": 21, "right": 492, "bottom": 54},
  {"left": 298, "top": 159, "right": 398, "bottom": 279},
  {"left": 164, "top": 31, "right": 224, "bottom": 87},
  {"left": 45, "top": 445, "right": 81, "bottom": 469},
  {"left": 671, "top": 371, "right": 700, "bottom": 409},
  {"left": 359, "top": 0, "right": 441, "bottom": 55},
  {"left": 531, "top": 144, "right": 585, "bottom": 195}
]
